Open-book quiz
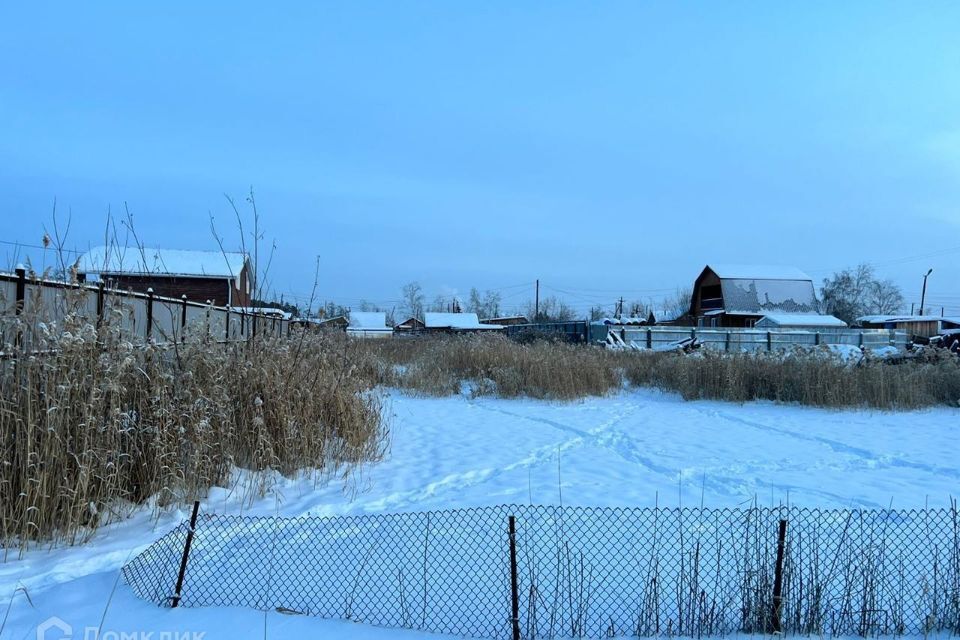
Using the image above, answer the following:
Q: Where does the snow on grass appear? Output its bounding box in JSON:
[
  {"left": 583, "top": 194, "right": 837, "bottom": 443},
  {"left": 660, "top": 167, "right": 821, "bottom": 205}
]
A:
[{"left": 2, "top": 389, "right": 959, "bottom": 639}]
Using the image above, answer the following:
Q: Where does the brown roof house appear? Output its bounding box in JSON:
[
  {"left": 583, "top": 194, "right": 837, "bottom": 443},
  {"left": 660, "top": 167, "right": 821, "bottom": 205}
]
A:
[
  {"left": 689, "top": 264, "right": 842, "bottom": 328},
  {"left": 78, "top": 246, "right": 253, "bottom": 307}
]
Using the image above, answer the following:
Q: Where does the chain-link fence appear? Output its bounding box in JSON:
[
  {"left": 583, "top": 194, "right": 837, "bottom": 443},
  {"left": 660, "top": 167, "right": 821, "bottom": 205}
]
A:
[{"left": 123, "top": 505, "right": 960, "bottom": 639}]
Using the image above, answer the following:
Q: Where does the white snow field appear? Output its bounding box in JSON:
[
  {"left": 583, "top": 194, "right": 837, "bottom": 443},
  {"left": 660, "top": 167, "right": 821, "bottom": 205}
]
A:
[{"left": 3, "top": 389, "right": 959, "bottom": 640}]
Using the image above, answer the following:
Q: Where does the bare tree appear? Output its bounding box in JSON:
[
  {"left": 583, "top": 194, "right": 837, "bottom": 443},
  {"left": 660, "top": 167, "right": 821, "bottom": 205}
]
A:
[
  {"left": 400, "top": 282, "right": 426, "bottom": 320},
  {"left": 821, "top": 264, "right": 902, "bottom": 323},
  {"left": 659, "top": 287, "right": 692, "bottom": 322},
  {"left": 466, "top": 288, "right": 502, "bottom": 320},
  {"left": 524, "top": 296, "right": 575, "bottom": 322},
  {"left": 868, "top": 278, "right": 905, "bottom": 316}
]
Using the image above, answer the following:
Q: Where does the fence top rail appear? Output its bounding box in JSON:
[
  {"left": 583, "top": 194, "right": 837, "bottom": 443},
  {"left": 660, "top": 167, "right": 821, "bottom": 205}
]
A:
[
  {"left": 164, "top": 502, "right": 957, "bottom": 526},
  {"left": 609, "top": 325, "right": 904, "bottom": 336},
  {"left": 0, "top": 270, "right": 288, "bottom": 320}
]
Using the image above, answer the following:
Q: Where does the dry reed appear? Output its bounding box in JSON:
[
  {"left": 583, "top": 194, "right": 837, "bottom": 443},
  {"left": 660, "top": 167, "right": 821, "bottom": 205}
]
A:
[{"left": 0, "top": 308, "right": 388, "bottom": 555}]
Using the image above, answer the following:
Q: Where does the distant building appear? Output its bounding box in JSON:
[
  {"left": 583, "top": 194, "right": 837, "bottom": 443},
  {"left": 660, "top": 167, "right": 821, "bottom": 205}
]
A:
[
  {"left": 858, "top": 315, "right": 960, "bottom": 339},
  {"left": 424, "top": 312, "right": 503, "bottom": 332},
  {"left": 347, "top": 311, "right": 392, "bottom": 338},
  {"left": 317, "top": 315, "right": 349, "bottom": 330},
  {"left": 394, "top": 317, "right": 426, "bottom": 332},
  {"left": 689, "top": 264, "right": 826, "bottom": 328},
  {"left": 755, "top": 313, "right": 846, "bottom": 329},
  {"left": 78, "top": 246, "right": 253, "bottom": 307},
  {"left": 481, "top": 315, "right": 528, "bottom": 326}
]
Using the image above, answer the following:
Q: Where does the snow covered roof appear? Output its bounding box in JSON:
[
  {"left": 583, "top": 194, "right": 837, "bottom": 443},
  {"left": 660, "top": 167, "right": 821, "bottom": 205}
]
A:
[
  {"left": 858, "top": 315, "right": 960, "bottom": 325},
  {"left": 78, "top": 246, "right": 248, "bottom": 279},
  {"left": 424, "top": 312, "right": 503, "bottom": 330},
  {"left": 696, "top": 264, "right": 819, "bottom": 315},
  {"left": 720, "top": 279, "right": 818, "bottom": 315},
  {"left": 600, "top": 317, "right": 649, "bottom": 325},
  {"left": 233, "top": 307, "right": 292, "bottom": 319},
  {"left": 757, "top": 313, "right": 847, "bottom": 328},
  {"left": 349, "top": 311, "right": 390, "bottom": 330},
  {"left": 708, "top": 264, "right": 812, "bottom": 281}
]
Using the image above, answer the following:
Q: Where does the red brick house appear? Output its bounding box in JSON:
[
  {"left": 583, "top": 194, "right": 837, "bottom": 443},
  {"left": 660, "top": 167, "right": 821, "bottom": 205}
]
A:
[{"left": 77, "top": 246, "right": 253, "bottom": 307}]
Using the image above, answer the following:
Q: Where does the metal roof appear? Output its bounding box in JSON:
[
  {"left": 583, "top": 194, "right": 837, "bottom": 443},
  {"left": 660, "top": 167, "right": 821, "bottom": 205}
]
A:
[
  {"left": 707, "top": 264, "right": 813, "bottom": 281},
  {"left": 78, "top": 246, "right": 247, "bottom": 279}
]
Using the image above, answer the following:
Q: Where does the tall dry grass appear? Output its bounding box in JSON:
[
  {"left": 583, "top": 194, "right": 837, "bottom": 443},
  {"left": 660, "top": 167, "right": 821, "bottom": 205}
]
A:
[
  {"left": 353, "top": 334, "right": 623, "bottom": 400},
  {"left": 0, "top": 309, "right": 387, "bottom": 555},
  {"left": 351, "top": 333, "right": 960, "bottom": 410},
  {"left": 621, "top": 348, "right": 960, "bottom": 410}
]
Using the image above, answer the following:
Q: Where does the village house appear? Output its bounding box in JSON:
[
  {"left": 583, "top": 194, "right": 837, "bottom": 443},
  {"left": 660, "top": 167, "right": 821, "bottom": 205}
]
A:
[
  {"left": 347, "top": 311, "right": 393, "bottom": 338},
  {"left": 77, "top": 246, "right": 253, "bottom": 307},
  {"left": 687, "top": 264, "right": 843, "bottom": 329},
  {"left": 394, "top": 316, "right": 426, "bottom": 332},
  {"left": 424, "top": 312, "right": 503, "bottom": 332}
]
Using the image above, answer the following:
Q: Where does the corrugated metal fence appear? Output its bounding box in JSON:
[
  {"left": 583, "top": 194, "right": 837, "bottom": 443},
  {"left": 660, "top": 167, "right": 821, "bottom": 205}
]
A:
[{"left": 594, "top": 324, "right": 907, "bottom": 352}]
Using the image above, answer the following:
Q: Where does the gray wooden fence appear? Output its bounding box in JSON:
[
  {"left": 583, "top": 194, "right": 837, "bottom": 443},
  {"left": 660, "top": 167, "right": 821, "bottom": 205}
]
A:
[{"left": 0, "top": 267, "right": 289, "bottom": 352}]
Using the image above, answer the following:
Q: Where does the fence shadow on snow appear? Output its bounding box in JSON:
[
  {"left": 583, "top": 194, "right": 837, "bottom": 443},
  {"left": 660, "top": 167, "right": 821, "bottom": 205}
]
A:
[{"left": 123, "top": 504, "right": 960, "bottom": 639}]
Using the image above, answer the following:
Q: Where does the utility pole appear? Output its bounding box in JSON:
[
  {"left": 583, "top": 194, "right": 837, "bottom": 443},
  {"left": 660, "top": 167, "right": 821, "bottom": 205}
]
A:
[
  {"left": 920, "top": 268, "right": 933, "bottom": 315},
  {"left": 535, "top": 279, "right": 540, "bottom": 322},
  {"left": 618, "top": 296, "right": 624, "bottom": 319}
]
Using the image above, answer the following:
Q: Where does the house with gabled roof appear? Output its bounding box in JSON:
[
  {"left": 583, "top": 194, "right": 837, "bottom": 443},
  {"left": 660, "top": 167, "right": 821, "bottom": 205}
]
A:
[
  {"left": 689, "top": 264, "right": 843, "bottom": 328},
  {"left": 347, "top": 311, "right": 393, "bottom": 338}
]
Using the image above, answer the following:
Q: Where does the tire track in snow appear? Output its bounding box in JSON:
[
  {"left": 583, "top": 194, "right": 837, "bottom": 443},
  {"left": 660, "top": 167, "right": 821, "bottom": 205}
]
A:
[
  {"left": 475, "top": 401, "right": 880, "bottom": 507},
  {"left": 701, "top": 408, "right": 960, "bottom": 481},
  {"left": 334, "top": 404, "right": 642, "bottom": 513}
]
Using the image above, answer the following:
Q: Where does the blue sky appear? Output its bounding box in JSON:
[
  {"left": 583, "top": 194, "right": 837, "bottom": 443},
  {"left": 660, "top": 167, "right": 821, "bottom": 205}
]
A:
[{"left": 2, "top": 2, "right": 959, "bottom": 315}]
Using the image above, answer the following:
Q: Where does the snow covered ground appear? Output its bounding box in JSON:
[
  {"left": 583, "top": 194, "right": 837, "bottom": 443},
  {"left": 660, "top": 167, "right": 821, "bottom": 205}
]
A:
[{"left": 3, "top": 389, "right": 959, "bottom": 639}]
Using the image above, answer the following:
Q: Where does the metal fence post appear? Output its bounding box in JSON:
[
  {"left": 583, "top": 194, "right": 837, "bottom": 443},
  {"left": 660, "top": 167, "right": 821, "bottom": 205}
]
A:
[
  {"left": 181, "top": 295, "right": 188, "bottom": 343},
  {"left": 646, "top": 328, "right": 652, "bottom": 349},
  {"left": 725, "top": 331, "right": 731, "bottom": 352},
  {"left": 96, "top": 281, "right": 106, "bottom": 326},
  {"left": 145, "top": 288, "right": 154, "bottom": 341},
  {"left": 14, "top": 265, "right": 26, "bottom": 315},
  {"left": 815, "top": 331, "right": 821, "bottom": 346},
  {"left": 770, "top": 518, "right": 788, "bottom": 634},
  {"left": 508, "top": 515, "right": 521, "bottom": 640},
  {"left": 766, "top": 331, "right": 772, "bottom": 352},
  {"left": 171, "top": 501, "right": 201, "bottom": 608},
  {"left": 225, "top": 306, "right": 232, "bottom": 341}
]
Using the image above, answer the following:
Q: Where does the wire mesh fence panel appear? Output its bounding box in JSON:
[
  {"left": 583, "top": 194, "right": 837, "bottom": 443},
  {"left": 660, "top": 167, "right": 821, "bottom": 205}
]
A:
[{"left": 123, "top": 505, "right": 960, "bottom": 639}]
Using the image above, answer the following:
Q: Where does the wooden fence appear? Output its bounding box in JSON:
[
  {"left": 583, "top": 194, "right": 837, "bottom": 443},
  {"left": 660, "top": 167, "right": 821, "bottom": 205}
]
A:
[{"left": 0, "top": 267, "right": 290, "bottom": 352}]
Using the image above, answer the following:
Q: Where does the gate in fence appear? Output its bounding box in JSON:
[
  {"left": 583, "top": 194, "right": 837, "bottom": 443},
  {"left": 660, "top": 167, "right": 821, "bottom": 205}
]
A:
[{"left": 123, "top": 504, "right": 960, "bottom": 639}]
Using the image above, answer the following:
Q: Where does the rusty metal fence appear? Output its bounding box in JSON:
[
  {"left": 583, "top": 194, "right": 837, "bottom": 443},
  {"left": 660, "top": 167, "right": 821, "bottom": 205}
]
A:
[{"left": 123, "top": 504, "right": 960, "bottom": 639}]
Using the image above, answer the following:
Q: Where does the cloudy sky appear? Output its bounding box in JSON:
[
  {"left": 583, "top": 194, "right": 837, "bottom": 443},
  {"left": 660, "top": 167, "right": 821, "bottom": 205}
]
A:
[{"left": 2, "top": 2, "right": 959, "bottom": 315}]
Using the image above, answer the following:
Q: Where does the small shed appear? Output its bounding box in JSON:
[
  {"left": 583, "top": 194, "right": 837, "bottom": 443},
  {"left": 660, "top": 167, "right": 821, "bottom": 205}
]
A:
[
  {"left": 347, "top": 312, "right": 393, "bottom": 338},
  {"left": 755, "top": 313, "right": 847, "bottom": 329},
  {"left": 858, "top": 315, "right": 960, "bottom": 339},
  {"left": 424, "top": 312, "right": 503, "bottom": 332}
]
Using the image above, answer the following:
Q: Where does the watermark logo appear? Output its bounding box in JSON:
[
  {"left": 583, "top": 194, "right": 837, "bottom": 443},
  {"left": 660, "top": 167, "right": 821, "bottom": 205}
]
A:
[
  {"left": 37, "top": 617, "right": 71, "bottom": 640},
  {"left": 35, "top": 618, "right": 204, "bottom": 640}
]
